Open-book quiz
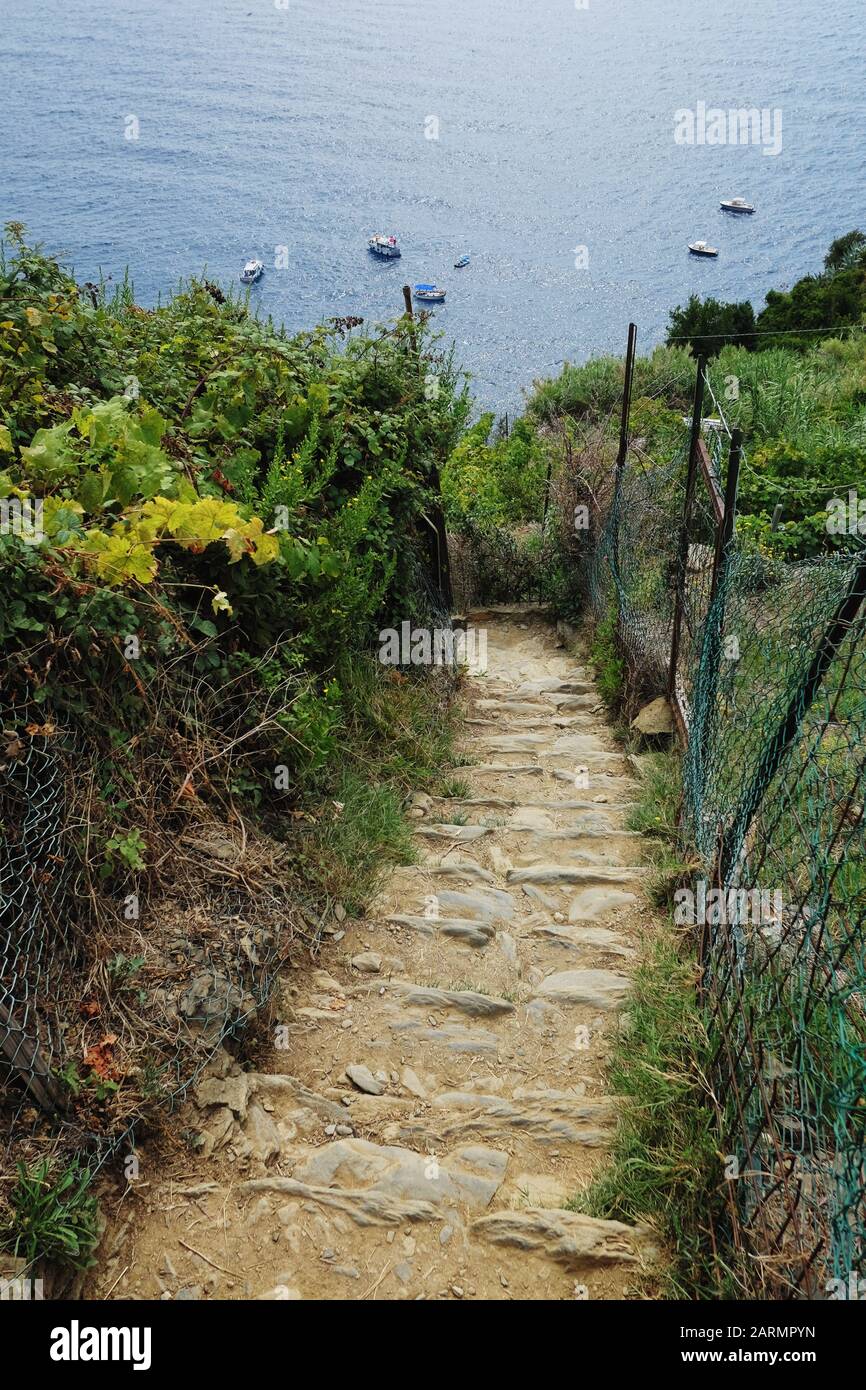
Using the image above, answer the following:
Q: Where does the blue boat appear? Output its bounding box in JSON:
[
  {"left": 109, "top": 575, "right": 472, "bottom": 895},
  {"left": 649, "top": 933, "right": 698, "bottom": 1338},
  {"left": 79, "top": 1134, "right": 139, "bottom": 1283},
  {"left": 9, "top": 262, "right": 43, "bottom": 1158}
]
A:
[
  {"left": 454, "top": 254, "right": 470, "bottom": 269},
  {"left": 413, "top": 283, "right": 446, "bottom": 303}
]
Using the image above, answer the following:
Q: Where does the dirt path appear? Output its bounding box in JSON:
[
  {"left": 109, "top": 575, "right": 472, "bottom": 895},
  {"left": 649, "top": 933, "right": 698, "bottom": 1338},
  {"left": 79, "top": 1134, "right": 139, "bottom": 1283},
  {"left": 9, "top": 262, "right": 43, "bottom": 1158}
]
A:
[{"left": 92, "top": 607, "right": 659, "bottom": 1301}]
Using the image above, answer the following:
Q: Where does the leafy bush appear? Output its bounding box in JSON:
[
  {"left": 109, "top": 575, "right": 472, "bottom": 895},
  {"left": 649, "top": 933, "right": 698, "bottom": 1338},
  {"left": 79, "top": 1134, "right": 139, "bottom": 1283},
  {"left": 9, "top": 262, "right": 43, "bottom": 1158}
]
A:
[
  {"left": 666, "top": 294, "right": 757, "bottom": 357},
  {"left": 442, "top": 413, "right": 548, "bottom": 527}
]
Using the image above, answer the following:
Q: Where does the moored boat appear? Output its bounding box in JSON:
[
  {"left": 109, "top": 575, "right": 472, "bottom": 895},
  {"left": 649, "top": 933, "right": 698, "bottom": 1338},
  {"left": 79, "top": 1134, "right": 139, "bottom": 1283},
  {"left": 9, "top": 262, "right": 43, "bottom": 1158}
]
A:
[
  {"left": 454, "top": 254, "right": 471, "bottom": 268},
  {"left": 413, "top": 283, "right": 446, "bottom": 303},
  {"left": 720, "top": 197, "right": 755, "bottom": 214},
  {"left": 240, "top": 259, "right": 264, "bottom": 284},
  {"left": 688, "top": 241, "right": 719, "bottom": 257},
  {"left": 368, "top": 234, "right": 401, "bottom": 258}
]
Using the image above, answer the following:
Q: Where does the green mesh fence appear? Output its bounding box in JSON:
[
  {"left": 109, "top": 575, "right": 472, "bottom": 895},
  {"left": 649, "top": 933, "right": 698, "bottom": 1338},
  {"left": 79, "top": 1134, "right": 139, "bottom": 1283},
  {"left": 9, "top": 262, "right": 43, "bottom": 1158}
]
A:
[
  {"left": 581, "top": 407, "right": 866, "bottom": 1297},
  {"left": 686, "top": 547, "right": 866, "bottom": 1296}
]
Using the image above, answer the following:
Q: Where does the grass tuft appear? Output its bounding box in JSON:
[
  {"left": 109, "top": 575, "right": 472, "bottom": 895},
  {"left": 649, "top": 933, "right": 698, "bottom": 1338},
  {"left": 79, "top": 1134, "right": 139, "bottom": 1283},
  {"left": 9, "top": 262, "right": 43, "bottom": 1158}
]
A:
[{"left": 570, "top": 749, "right": 736, "bottom": 1298}]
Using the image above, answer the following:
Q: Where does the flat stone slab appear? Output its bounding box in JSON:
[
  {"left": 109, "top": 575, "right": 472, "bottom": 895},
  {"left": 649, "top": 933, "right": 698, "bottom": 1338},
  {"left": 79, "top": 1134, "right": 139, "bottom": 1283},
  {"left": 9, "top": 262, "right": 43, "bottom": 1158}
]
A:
[
  {"left": 387, "top": 1017, "right": 502, "bottom": 1054},
  {"left": 421, "top": 861, "right": 496, "bottom": 883},
  {"left": 513, "top": 678, "right": 587, "bottom": 697},
  {"left": 507, "top": 806, "right": 555, "bottom": 830},
  {"left": 483, "top": 734, "right": 549, "bottom": 753},
  {"left": 471, "top": 1208, "right": 656, "bottom": 1270},
  {"left": 195, "top": 1072, "right": 249, "bottom": 1119},
  {"left": 248, "top": 1074, "right": 348, "bottom": 1125},
  {"left": 470, "top": 763, "right": 545, "bottom": 777},
  {"left": 533, "top": 969, "right": 632, "bottom": 1010},
  {"left": 294, "top": 1138, "right": 508, "bottom": 1208},
  {"left": 430, "top": 887, "right": 517, "bottom": 922},
  {"left": 548, "top": 692, "right": 596, "bottom": 708},
  {"left": 508, "top": 866, "right": 642, "bottom": 887},
  {"left": 521, "top": 884, "right": 562, "bottom": 909},
  {"left": 392, "top": 983, "right": 515, "bottom": 1019},
  {"left": 431, "top": 1090, "right": 613, "bottom": 1145},
  {"left": 415, "top": 824, "right": 491, "bottom": 842},
  {"left": 524, "top": 924, "right": 634, "bottom": 958},
  {"left": 568, "top": 887, "right": 638, "bottom": 921},
  {"left": 387, "top": 915, "right": 495, "bottom": 949},
  {"left": 552, "top": 734, "right": 615, "bottom": 757},
  {"left": 474, "top": 699, "right": 550, "bottom": 714}
]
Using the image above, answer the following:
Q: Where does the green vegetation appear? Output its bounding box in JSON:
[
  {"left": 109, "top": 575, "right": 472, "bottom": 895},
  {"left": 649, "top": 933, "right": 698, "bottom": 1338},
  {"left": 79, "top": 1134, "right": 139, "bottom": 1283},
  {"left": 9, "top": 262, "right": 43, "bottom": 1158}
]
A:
[
  {"left": 570, "top": 753, "right": 735, "bottom": 1299},
  {"left": 588, "top": 600, "right": 626, "bottom": 710},
  {"left": 520, "top": 236, "right": 866, "bottom": 561},
  {"left": 0, "top": 227, "right": 467, "bottom": 1254},
  {"left": 667, "top": 294, "right": 756, "bottom": 357},
  {"left": 1, "top": 1159, "right": 100, "bottom": 1270},
  {"left": 666, "top": 229, "right": 866, "bottom": 356},
  {"left": 0, "top": 222, "right": 467, "bottom": 828},
  {"left": 441, "top": 412, "right": 547, "bottom": 527}
]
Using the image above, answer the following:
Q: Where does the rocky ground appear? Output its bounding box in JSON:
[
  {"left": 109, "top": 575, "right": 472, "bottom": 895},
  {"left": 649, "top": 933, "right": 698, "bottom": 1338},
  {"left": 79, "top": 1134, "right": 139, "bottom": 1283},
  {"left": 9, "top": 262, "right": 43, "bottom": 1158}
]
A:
[{"left": 88, "top": 607, "right": 661, "bottom": 1302}]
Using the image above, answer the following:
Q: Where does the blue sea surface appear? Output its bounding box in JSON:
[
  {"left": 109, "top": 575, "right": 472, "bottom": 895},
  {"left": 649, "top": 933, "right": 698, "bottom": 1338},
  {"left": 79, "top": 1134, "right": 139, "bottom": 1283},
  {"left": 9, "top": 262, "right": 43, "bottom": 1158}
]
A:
[{"left": 2, "top": 0, "right": 864, "bottom": 412}]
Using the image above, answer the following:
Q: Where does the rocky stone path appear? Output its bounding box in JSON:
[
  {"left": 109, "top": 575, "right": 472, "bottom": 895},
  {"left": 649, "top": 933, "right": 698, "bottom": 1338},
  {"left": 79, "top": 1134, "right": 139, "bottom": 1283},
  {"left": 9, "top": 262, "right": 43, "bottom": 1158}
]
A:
[{"left": 94, "top": 607, "right": 658, "bottom": 1301}]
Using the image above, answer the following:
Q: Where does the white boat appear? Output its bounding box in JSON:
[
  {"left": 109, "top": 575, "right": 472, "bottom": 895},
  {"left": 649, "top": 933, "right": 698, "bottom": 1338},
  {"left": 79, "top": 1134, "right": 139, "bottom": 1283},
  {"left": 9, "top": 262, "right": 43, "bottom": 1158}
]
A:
[
  {"left": 688, "top": 241, "right": 719, "bottom": 258},
  {"left": 240, "top": 259, "right": 264, "bottom": 284},
  {"left": 454, "top": 254, "right": 471, "bottom": 269},
  {"left": 368, "top": 234, "right": 401, "bottom": 259},
  {"left": 720, "top": 197, "right": 755, "bottom": 214},
  {"left": 413, "top": 283, "right": 446, "bottom": 303}
]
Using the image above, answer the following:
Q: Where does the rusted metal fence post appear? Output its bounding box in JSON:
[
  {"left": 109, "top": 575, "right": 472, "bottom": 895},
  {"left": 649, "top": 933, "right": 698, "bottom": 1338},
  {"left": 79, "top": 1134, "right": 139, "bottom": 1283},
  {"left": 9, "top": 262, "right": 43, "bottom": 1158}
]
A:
[{"left": 615, "top": 323, "right": 638, "bottom": 475}]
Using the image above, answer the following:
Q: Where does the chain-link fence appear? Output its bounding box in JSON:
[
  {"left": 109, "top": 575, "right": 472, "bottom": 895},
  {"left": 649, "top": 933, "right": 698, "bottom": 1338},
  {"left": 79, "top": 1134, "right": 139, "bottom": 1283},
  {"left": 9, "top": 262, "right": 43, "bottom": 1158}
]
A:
[
  {"left": 0, "top": 535, "right": 454, "bottom": 1225},
  {"left": 0, "top": 725, "right": 302, "bottom": 1185},
  {"left": 577, "top": 348, "right": 866, "bottom": 1297}
]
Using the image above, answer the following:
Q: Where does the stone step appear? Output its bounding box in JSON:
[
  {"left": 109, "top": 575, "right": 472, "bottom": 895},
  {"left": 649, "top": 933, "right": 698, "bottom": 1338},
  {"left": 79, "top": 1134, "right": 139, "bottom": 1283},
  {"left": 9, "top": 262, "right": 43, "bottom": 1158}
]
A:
[
  {"left": 386, "top": 915, "right": 496, "bottom": 949},
  {"left": 465, "top": 763, "right": 547, "bottom": 782},
  {"left": 507, "top": 865, "right": 645, "bottom": 887},
  {"left": 377, "top": 884, "right": 517, "bottom": 925},
  {"left": 409, "top": 1088, "right": 614, "bottom": 1146},
  {"left": 521, "top": 923, "right": 635, "bottom": 960},
  {"left": 512, "top": 678, "right": 592, "bottom": 697},
  {"left": 414, "top": 823, "right": 492, "bottom": 842},
  {"left": 532, "top": 968, "right": 632, "bottom": 1010},
  {"left": 470, "top": 1208, "right": 658, "bottom": 1272},
  {"left": 384, "top": 982, "right": 516, "bottom": 1019},
  {"left": 242, "top": 1137, "right": 509, "bottom": 1223}
]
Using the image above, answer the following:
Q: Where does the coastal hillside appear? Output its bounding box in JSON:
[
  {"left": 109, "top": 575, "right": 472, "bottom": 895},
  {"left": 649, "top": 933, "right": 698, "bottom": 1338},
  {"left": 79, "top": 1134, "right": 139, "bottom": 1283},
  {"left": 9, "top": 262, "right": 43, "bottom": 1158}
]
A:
[{"left": 1, "top": 227, "right": 865, "bottom": 1306}]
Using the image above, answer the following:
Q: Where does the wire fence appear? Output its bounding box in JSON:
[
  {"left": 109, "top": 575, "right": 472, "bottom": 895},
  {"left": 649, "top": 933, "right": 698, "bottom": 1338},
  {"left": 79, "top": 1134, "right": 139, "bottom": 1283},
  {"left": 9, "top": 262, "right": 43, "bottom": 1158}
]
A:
[
  {"left": 0, "top": 536, "right": 453, "bottom": 1233},
  {"left": 578, "top": 335, "right": 866, "bottom": 1298},
  {"left": 0, "top": 724, "right": 301, "bottom": 1185}
]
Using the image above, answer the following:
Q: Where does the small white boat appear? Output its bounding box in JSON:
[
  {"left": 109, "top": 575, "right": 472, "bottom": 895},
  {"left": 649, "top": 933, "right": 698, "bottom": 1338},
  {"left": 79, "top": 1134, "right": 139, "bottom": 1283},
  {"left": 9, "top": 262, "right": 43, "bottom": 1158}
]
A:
[
  {"left": 368, "top": 234, "right": 401, "bottom": 259},
  {"left": 413, "top": 283, "right": 446, "bottom": 303},
  {"left": 240, "top": 259, "right": 264, "bottom": 284},
  {"left": 688, "top": 241, "right": 719, "bottom": 258},
  {"left": 454, "top": 254, "right": 471, "bottom": 269},
  {"left": 720, "top": 197, "right": 755, "bottom": 214}
]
